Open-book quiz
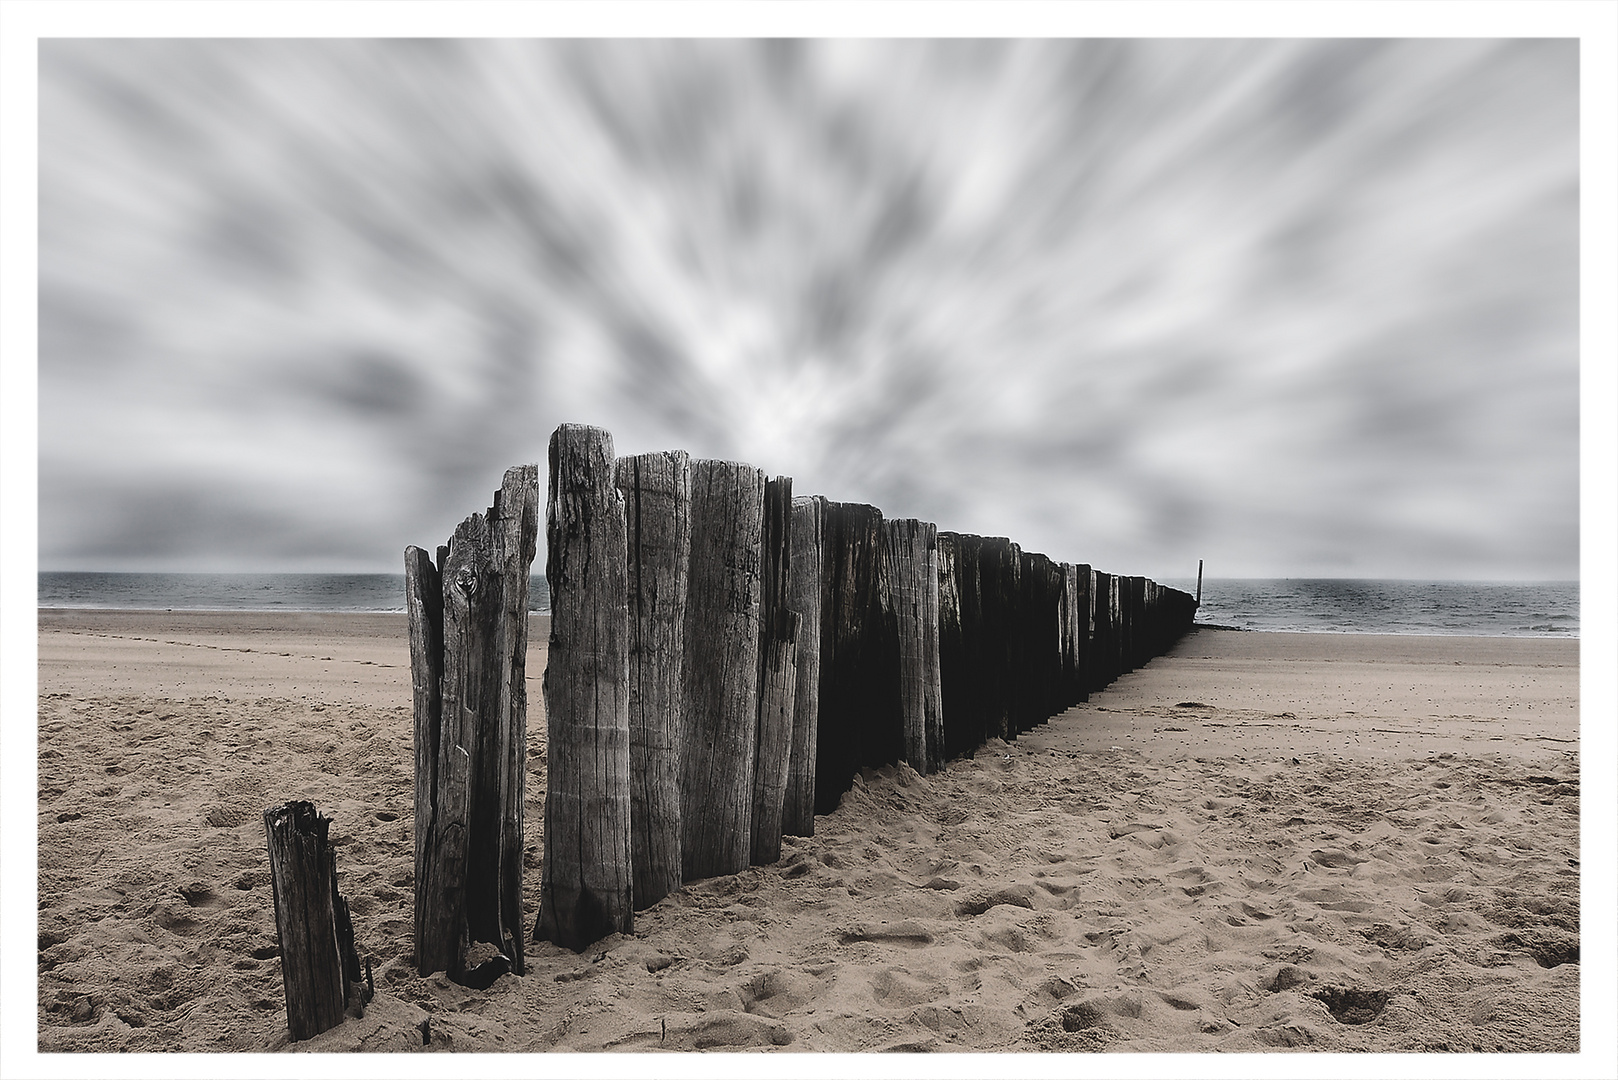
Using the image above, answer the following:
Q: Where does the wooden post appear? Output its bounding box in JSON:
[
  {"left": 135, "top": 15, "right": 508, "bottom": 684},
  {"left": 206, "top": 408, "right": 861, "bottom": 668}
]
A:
[
  {"left": 1091, "top": 572, "right": 1114, "bottom": 690},
  {"left": 816, "top": 503, "right": 901, "bottom": 813},
  {"left": 1196, "top": 559, "right": 1203, "bottom": 608},
  {"left": 536, "top": 425, "right": 633, "bottom": 952},
  {"left": 264, "top": 800, "right": 372, "bottom": 1042},
  {"left": 1075, "top": 564, "right": 1094, "bottom": 703},
  {"left": 945, "top": 532, "right": 986, "bottom": 757},
  {"left": 615, "top": 450, "right": 691, "bottom": 911},
  {"left": 680, "top": 459, "right": 766, "bottom": 880},
  {"left": 750, "top": 609, "right": 801, "bottom": 866},
  {"left": 750, "top": 475, "right": 797, "bottom": 866},
  {"left": 883, "top": 518, "right": 943, "bottom": 774},
  {"left": 410, "top": 464, "right": 537, "bottom": 981},
  {"left": 936, "top": 532, "right": 965, "bottom": 761},
  {"left": 781, "top": 495, "right": 824, "bottom": 838}
]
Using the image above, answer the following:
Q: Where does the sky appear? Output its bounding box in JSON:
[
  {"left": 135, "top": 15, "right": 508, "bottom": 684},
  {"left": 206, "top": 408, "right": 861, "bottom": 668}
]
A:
[{"left": 36, "top": 37, "right": 1581, "bottom": 580}]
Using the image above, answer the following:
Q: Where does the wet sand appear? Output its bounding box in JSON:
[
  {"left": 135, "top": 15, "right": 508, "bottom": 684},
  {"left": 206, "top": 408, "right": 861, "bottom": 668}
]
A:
[{"left": 35, "top": 612, "right": 1580, "bottom": 1057}]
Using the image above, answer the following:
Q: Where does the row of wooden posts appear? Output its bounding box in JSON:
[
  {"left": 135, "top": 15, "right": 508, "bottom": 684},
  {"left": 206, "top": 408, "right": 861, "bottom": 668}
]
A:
[
  {"left": 412, "top": 422, "right": 1197, "bottom": 971},
  {"left": 265, "top": 422, "right": 1198, "bottom": 1037}
]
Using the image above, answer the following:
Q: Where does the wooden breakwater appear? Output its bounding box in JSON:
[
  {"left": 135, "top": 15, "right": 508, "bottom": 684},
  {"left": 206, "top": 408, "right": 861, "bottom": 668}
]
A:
[
  {"left": 400, "top": 423, "right": 1197, "bottom": 968},
  {"left": 526, "top": 424, "right": 1198, "bottom": 951}
]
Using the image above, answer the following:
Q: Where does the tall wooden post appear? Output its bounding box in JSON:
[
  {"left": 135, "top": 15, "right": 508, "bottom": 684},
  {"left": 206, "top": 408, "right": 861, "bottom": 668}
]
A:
[
  {"left": 883, "top": 518, "right": 943, "bottom": 774},
  {"left": 781, "top": 495, "right": 824, "bottom": 838},
  {"left": 680, "top": 460, "right": 766, "bottom": 880},
  {"left": 265, "top": 800, "right": 372, "bottom": 1041},
  {"left": 751, "top": 476, "right": 798, "bottom": 866},
  {"left": 536, "top": 425, "right": 633, "bottom": 952},
  {"left": 409, "top": 464, "right": 537, "bottom": 981},
  {"left": 816, "top": 503, "right": 900, "bottom": 813},
  {"left": 615, "top": 450, "right": 691, "bottom": 911}
]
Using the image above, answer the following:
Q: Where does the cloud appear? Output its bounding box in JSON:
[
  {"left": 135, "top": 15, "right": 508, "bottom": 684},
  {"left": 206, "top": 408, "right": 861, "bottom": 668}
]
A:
[{"left": 39, "top": 39, "right": 1578, "bottom": 578}]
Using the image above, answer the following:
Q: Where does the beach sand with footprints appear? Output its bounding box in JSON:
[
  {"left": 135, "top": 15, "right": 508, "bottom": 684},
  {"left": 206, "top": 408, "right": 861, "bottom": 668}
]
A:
[{"left": 36, "top": 610, "right": 1579, "bottom": 1053}]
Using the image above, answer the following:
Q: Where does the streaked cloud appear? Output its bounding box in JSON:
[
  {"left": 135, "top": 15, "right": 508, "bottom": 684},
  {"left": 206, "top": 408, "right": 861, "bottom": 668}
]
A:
[{"left": 39, "top": 39, "right": 1577, "bottom": 578}]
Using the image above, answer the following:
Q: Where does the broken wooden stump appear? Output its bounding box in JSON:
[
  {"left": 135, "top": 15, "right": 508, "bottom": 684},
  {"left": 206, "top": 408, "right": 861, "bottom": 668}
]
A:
[
  {"left": 408, "top": 464, "right": 538, "bottom": 981},
  {"left": 536, "top": 425, "right": 634, "bottom": 952},
  {"left": 781, "top": 494, "right": 825, "bottom": 838},
  {"left": 264, "top": 800, "right": 373, "bottom": 1042},
  {"left": 883, "top": 518, "right": 943, "bottom": 774},
  {"left": 680, "top": 459, "right": 766, "bottom": 880},
  {"left": 615, "top": 450, "right": 691, "bottom": 911}
]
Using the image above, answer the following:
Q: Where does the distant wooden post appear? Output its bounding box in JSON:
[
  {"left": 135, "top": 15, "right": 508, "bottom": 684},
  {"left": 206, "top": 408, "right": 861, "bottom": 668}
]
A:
[
  {"left": 535, "top": 425, "right": 633, "bottom": 952},
  {"left": 1196, "top": 559, "right": 1203, "bottom": 608},
  {"left": 883, "top": 518, "right": 944, "bottom": 774},
  {"left": 751, "top": 476, "right": 798, "bottom": 866},
  {"left": 680, "top": 460, "right": 766, "bottom": 880},
  {"left": 408, "top": 464, "right": 537, "bottom": 981},
  {"left": 1075, "top": 564, "right": 1094, "bottom": 702},
  {"left": 615, "top": 450, "right": 691, "bottom": 911},
  {"left": 781, "top": 495, "right": 825, "bottom": 838},
  {"left": 264, "top": 800, "right": 372, "bottom": 1041}
]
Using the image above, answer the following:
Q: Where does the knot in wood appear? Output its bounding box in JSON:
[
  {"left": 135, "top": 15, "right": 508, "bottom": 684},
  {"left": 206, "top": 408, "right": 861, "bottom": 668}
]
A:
[{"left": 454, "top": 566, "right": 479, "bottom": 596}]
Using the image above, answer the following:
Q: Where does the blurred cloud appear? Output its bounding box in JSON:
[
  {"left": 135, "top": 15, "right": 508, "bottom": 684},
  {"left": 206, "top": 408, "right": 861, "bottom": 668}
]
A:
[{"left": 39, "top": 39, "right": 1577, "bottom": 578}]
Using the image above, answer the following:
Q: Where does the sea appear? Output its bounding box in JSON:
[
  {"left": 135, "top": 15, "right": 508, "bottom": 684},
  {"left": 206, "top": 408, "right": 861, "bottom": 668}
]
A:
[
  {"left": 37, "top": 572, "right": 552, "bottom": 615},
  {"left": 37, "top": 573, "right": 1577, "bottom": 637},
  {"left": 1161, "top": 578, "right": 1578, "bottom": 638}
]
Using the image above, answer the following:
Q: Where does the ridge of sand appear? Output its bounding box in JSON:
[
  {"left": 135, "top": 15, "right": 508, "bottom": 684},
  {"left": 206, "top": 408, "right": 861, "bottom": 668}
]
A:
[{"left": 36, "top": 615, "right": 1579, "bottom": 1053}]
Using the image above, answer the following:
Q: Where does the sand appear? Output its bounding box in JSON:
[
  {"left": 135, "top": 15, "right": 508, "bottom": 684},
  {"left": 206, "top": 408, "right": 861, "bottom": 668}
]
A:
[{"left": 35, "top": 611, "right": 1580, "bottom": 1056}]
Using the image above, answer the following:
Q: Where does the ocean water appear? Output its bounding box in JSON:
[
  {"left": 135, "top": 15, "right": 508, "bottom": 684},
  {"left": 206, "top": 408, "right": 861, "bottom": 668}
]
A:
[
  {"left": 38, "top": 572, "right": 552, "bottom": 614},
  {"left": 38, "top": 573, "right": 1574, "bottom": 637},
  {"left": 1162, "top": 578, "right": 1578, "bottom": 637}
]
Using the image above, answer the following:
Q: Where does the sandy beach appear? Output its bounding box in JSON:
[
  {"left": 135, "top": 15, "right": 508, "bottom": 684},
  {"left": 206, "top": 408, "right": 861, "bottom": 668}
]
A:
[{"left": 36, "top": 610, "right": 1580, "bottom": 1054}]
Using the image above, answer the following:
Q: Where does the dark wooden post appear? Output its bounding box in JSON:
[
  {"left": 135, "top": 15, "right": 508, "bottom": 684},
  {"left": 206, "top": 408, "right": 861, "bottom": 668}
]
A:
[
  {"left": 883, "top": 518, "right": 943, "bottom": 774},
  {"left": 816, "top": 502, "right": 901, "bottom": 813},
  {"left": 781, "top": 495, "right": 824, "bottom": 838},
  {"left": 1090, "top": 572, "right": 1114, "bottom": 690},
  {"left": 949, "top": 533, "right": 986, "bottom": 756},
  {"left": 680, "top": 460, "right": 766, "bottom": 880},
  {"left": 409, "top": 464, "right": 537, "bottom": 981},
  {"left": 615, "top": 450, "right": 691, "bottom": 911},
  {"left": 264, "top": 800, "right": 372, "bottom": 1041},
  {"left": 536, "top": 425, "right": 633, "bottom": 952},
  {"left": 751, "top": 476, "right": 798, "bottom": 866},
  {"left": 1075, "top": 564, "right": 1093, "bottom": 703}
]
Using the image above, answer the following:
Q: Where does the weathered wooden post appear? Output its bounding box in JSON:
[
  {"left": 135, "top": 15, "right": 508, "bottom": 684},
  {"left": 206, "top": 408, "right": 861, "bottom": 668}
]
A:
[
  {"left": 408, "top": 464, "right": 537, "bottom": 981},
  {"left": 1090, "top": 571, "right": 1113, "bottom": 691},
  {"left": 1074, "top": 564, "right": 1094, "bottom": 703},
  {"left": 883, "top": 518, "right": 943, "bottom": 774},
  {"left": 947, "top": 532, "right": 987, "bottom": 757},
  {"left": 680, "top": 460, "right": 766, "bottom": 880},
  {"left": 615, "top": 450, "right": 691, "bottom": 910},
  {"left": 750, "top": 608, "right": 800, "bottom": 865},
  {"left": 936, "top": 532, "right": 965, "bottom": 761},
  {"left": 781, "top": 494, "right": 825, "bottom": 838},
  {"left": 976, "top": 538, "right": 1019, "bottom": 741},
  {"left": 535, "top": 425, "right": 633, "bottom": 951},
  {"left": 264, "top": 800, "right": 373, "bottom": 1041},
  {"left": 816, "top": 502, "right": 901, "bottom": 812},
  {"left": 751, "top": 476, "right": 799, "bottom": 866}
]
